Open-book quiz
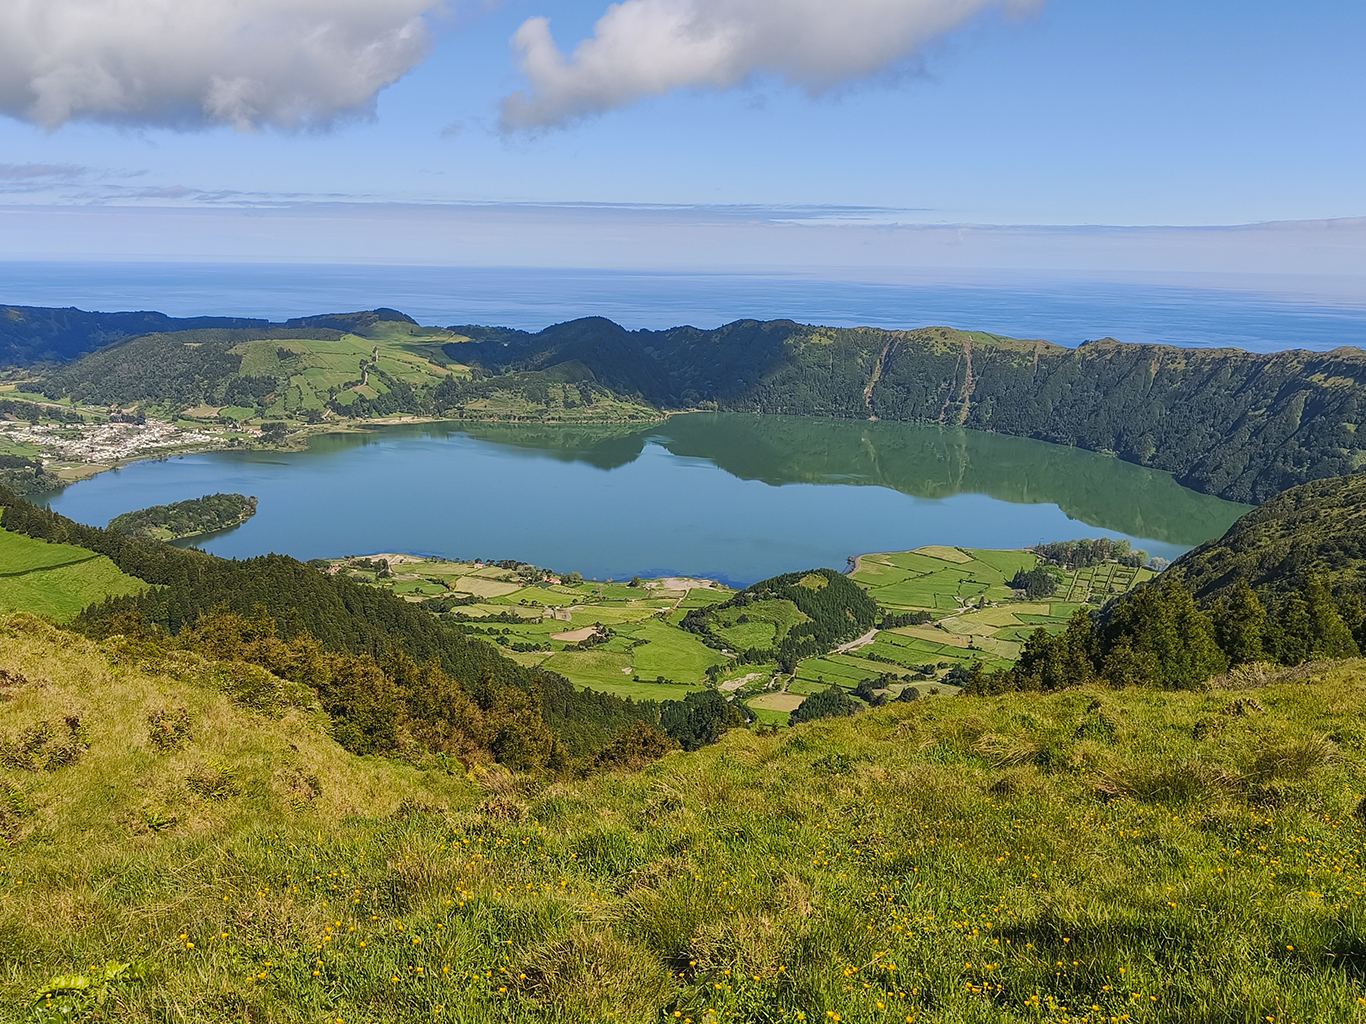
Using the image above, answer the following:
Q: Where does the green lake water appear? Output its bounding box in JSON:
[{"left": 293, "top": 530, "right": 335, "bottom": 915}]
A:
[{"left": 45, "top": 413, "right": 1248, "bottom": 585}]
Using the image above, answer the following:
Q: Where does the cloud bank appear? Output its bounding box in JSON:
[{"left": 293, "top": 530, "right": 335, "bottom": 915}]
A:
[
  {"left": 0, "top": 0, "right": 439, "bottom": 130},
  {"left": 501, "top": 0, "right": 1039, "bottom": 129}
]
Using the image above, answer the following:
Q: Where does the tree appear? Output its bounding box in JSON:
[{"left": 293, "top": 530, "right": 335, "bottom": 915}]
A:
[
  {"left": 1011, "top": 610, "right": 1095, "bottom": 691},
  {"left": 1009, "top": 566, "right": 1060, "bottom": 600},
  {"left": 1213, "top": 579, "right": 1266, "bottom": 665},
  {"left": 1266, "top": 592, "right": 1311, "bottom": 666},
  {"left": 789, "top": 685, "right": 860, "bottom": 726},
  {"left": 1303, "top": 577, "right": 1359, "bottom": 660},
  {"left": 659, "top": 690, "right": 743, "bottom": 750},
  {"left": 1102, "top": 577, "right": 1226, "bottom": 689}
]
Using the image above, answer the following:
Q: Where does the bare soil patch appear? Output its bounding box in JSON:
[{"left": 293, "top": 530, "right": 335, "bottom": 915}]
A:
[{"left": 551, "top": 626, "right": 600, "bottom": 643}]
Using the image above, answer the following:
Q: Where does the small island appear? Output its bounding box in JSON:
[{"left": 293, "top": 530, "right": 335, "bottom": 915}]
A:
[{"left": 107, "top": 492, "right": 257, "bottom": 541}]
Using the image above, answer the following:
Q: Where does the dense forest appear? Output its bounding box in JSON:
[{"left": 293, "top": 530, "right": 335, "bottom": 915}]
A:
[
  {"left": 107, "top": 492, "right": 259, "bottom": 540},
  {"left": 0, "top": 487, "right": 736, "bottom": 769},
  {"left": 1166, "top": 469, "right": 1366, "bottom": 604},
  {"left": 0, "top": 454, "right": 62, "bottom": 495}
]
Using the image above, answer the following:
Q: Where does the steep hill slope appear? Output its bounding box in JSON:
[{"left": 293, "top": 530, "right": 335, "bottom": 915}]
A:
[
  {"left": 3, "top": 615, "right": 1365, "bottom": 1022},
  {"left": 1168, "top": 468, "right": 1366, "bottom": 602},
  {"left": 0, "top": 527, "right": 145, "bottom": 620},
  {"left": 448, "top": 319, "right": 1366, "bottom": 503}
]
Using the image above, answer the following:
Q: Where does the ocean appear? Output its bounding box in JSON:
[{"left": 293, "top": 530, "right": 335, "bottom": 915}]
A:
[{"left": 4, "top": 261, "right": 1366, "bottom": 352}]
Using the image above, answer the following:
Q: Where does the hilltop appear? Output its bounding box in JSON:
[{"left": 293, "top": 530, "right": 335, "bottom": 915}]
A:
[
  {"left": 0, "top": 305, "right": 269, "bottom": 365},
  {"left": 2, "top": 614, "right": 1364, "bottom": 1022}
]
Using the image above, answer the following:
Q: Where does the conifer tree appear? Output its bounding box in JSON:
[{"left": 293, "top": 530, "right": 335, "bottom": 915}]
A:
[
  {"left": 1213, "top": 579, "right": 1266, "bottom": 665},
  {"left": 1302, "top": 577, "right": 1360, "bottom": 660}
]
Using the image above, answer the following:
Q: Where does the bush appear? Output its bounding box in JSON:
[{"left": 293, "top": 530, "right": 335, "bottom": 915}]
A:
[
  {"left": 789, "top": 685, "right": 861, "bottom": 726},
  {"left": 145, "top": 706, "right": 193, "bottom": 752}
]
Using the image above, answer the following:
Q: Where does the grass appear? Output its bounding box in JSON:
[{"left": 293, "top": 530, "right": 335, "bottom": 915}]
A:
[
  {"left": 231, "top": 325, "right": 459, "bottom": 415},
  {"left": 0, "top": 527, "right": 145, "bottom": 622},
  {"left": 4, "top": 614, "right": 1366, "bottom": 1022}
]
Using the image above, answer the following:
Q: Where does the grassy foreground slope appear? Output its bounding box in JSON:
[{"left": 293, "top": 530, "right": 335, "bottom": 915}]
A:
[{"left": 3, "top": 614, "right": 1364, "bottom": 1023}]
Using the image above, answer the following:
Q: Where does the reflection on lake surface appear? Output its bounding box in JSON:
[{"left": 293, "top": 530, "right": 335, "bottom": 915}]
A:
[{"left": 44, "top": 413, "right": 1248, "bottom": 586}]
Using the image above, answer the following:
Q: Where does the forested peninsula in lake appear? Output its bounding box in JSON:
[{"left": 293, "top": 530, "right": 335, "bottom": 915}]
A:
[
  {"left": 7, "top": 304, "right": 1366, "bottom": 504},
  {"left": 106, "top": 492, "right": 258, "bottom": 541}
]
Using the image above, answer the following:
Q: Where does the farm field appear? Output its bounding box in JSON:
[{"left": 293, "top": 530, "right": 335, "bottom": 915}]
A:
[
  {"left": 0, "top": 526, "right": 145, "bottom": 621},
  {"left": 321, "top": 543, "right": 1156, "bottom": 724},
  {"left": 758, "top": 545, "right": 1153, "bottom": 718},
  {"left": 318, "top": 553, "right": 736, "bottom": 701}
]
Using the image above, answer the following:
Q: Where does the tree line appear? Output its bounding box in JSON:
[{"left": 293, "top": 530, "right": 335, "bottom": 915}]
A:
[{"left": 964, "top": 574, "right": 1362, "bottom": 696}]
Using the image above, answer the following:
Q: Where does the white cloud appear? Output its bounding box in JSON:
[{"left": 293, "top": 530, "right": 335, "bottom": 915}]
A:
[
  {"left": 0, "top": 0, "right": 441, "bottom": 129},
  {"left": 501, "top": 0, "right": 1040, "bottom": 129}
]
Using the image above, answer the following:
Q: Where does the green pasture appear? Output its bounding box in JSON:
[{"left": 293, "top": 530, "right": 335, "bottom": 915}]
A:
[
  {"left": 0, "top": 527, "right": 145, "bottom": 621},
  {"left": 230, "top": 328, "right": 459, "bottom": 415},
  {"left": 782, "top": 544, "right": 1149, "bottom": 704},
  {"left": 319, "top": 545, "right": 1151, "bottom": 714}
]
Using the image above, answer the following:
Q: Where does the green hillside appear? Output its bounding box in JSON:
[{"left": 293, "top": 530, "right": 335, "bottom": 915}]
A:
[
  {"left": 1168, "top": 469, "right": 1366, "bottom": 603},
  {"left": 35, "top": 319, "right": 457, "bottom": 419},
  {"left": 0, "top": 527, "right": 144, "bottom": 621},
  {"left": 34, "top": 313, "right": 657, "bottom": 425},
  {"left": 447, "top": 319, "right": 1366, "bottom": 503},
  {"left": 3, "top": 615, "right": 1365, "bottom": 1022}
]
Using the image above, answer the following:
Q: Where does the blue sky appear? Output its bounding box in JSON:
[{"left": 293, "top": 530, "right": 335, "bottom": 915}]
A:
[{"left": 0, "top": 0, "right": 1362, "bottom": 269}]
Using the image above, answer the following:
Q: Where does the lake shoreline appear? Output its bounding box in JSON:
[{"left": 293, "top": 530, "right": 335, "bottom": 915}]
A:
[
  {"left": 38, "top": 410, "right": 673, "bottom": 495},
  {"left": 42, "top": 412, "right": 1248, "bottom": 585}
]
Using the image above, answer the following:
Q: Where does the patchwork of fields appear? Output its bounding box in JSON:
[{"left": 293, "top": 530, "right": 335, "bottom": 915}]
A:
[
  {"left": 328, "top": 543, "right": 1157, "bottom": 723},
  {"left": 322, "top": 554, "right": 736, "bottom": 702}
]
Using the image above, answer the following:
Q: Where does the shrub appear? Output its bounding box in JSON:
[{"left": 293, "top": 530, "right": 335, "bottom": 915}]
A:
[
  {"left": 145, "top": 706, "right": 193, "bottom": 751},
  {"left": 790, "top": 685, "right": 860, "bottom": 726},
  {"left": 0, "top": 717, "right": 86, "bottom": 771},
  {"left": 811, "top": 752, "right": 853, "bottom": 776}
]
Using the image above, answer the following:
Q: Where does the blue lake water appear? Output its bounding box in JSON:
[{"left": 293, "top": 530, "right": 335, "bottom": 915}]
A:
[{"left": 43, "top": 415, "right": 1248, "bottom": 586}]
